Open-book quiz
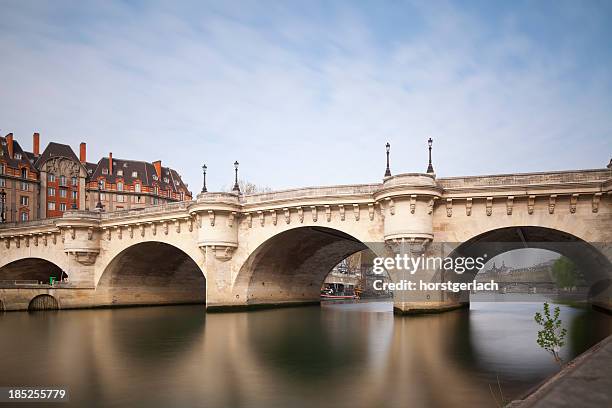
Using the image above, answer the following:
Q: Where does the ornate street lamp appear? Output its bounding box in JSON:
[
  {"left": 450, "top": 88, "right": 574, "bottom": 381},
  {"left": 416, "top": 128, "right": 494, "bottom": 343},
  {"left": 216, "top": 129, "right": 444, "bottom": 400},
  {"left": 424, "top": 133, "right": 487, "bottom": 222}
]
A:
[
  {"left": 426, "top": 138, "right": 434, "bottom": 174},
  {"left": 0, "top": 188, "right": 6, "bottom": 223},
  {"left": 201, "top": 164, "right": 208, "bottom": 193},
  {"left": 232, "top": 161, "right": 240, "bottom": 193},
  {"left": 384, "top": 142, "right": 392, "bottom": 177}
]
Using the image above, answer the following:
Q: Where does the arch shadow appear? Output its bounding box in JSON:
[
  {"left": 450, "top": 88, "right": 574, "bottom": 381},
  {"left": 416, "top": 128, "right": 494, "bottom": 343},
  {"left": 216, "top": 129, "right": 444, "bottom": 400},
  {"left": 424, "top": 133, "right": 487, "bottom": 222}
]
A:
[{"left": 96, "top": 241, "right": 206, "bottom": 308}]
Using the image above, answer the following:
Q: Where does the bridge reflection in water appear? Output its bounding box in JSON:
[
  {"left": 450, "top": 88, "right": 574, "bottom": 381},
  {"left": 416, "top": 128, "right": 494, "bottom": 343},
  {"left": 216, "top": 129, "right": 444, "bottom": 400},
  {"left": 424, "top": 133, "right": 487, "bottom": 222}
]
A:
[{"left": 0, "top": 300, "right": 610, "bottom": 408}]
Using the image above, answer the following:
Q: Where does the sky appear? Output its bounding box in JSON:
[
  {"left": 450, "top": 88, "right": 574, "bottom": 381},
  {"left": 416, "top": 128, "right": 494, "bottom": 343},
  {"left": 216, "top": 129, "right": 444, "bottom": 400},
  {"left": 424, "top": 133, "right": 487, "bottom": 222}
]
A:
[{"left": 1, "top": 0, "right": 611, "bottom": 192}]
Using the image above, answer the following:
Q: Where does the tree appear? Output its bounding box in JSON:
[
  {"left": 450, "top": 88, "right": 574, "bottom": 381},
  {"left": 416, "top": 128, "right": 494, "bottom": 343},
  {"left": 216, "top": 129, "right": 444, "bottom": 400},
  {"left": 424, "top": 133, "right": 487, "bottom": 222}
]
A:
[
  {"left": 224, "top": 179, "right": 272, "bottom": 194},
  {"left": 551, "top": 256, "right": 578, "bottom": 289},
  {"left": 534, "top": 302, "right": 567, "bottom": 366}
]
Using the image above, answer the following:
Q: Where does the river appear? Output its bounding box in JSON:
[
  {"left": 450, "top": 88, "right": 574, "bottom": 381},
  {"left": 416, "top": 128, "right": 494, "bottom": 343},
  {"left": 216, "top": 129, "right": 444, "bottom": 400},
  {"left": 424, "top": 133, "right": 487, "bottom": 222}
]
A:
[{"left": 1, "top": 297, "right": 611, "bottom": 408}]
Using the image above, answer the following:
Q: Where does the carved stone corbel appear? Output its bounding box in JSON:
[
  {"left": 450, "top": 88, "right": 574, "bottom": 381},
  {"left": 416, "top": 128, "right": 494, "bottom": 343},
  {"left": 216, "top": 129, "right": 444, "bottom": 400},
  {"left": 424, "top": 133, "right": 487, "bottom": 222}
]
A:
[
  {"left": 129, "top": 225, "right": 134, "bottom": 238},
  {"left": 548, "top": 195, "right": 556, "bottom": 214},
  {"left": 52, "top": 234, "right": 57, "bottom": 245},
  {"left": 116, "top": 226, "right": 122, "bottom": 240},
  {"left": 528, "top": 195, "right": 535, "bottom": 214},
  {"left": 446, "top": 198, "right": 452, "bottom": 217},
  {"left": 339, "top": 205, "right": 345, "bottom": 221},
  {"left": 25, "top": 236, "right": 30, "bottom": 247},
  {"left": 387, "top": 198, "right": 395, "bottom": 215},
  {"left": 570, "top": 194, "right": 579, "bottom": 213},
  {"left": 163, "top": 221, "right": 168, "bottom": 235},
  {"left": 151, "top": 222, "right": 157, "bottom": 236},
  {"left": 592, "top": 193, "right": 602, "bottom": 213},
  {"left": 297, "top": 207, "right": 304, "bottom": 223},
  {"left": 188, "top": 218, "right": 194, "bottom": 232},
  {"left": 353, "top": 204, "right": 360, "bottom": 221},
  {"left": 88, "top": 227, "right": 94, "bottom": 240},
  {"left": 69, "top": 227, "right": 76, "bottom": 240},
  {"left": 246, "top": 213, "right": 252, "bottom": 228},
  {"left": 486, "top": 197, "right": 493, "bottom": 216},
  {"left": 368, "top": 203, "right": 374, "bottom": 221},
  {"left": 410, "top": 195, "right": 417, "bottom": 214},
  {"left": 140, "top": 224, "right": 146, "bottom": 237},
  {"left": 105, "top": 228, "right": 111, "bottom": 241},
  {"left": 175, "top": 220, "right": 181, "bottom": 233},
  {"left": 4, "top": 238, "right": 9, "bottom": 249},
  {"left": 325, "top": 205, "right": 331, "bottom": 222},
  {"left": 465, "top": 198, "right": 472, "bottom": 216},
  {"left": 33, "top": 235, "right": 39, "bottom": 247},
  {"left": 208, "top": 210, "right": 215, "bottom": 226},
  {"left": 506, "top": 196, "right": 514, "bottom": 215},
  {"left": 311, "top": 206, "right": 318, "bottom": 222},
  {"left": 258, "top": 211, "right": 264, "bottom": 227},
  {"left": 16, "top": 237, "right": 20, "bottom": 248},
  {"left": 270, "top": 209, "right": 277, "bottom": 225},
  {"left": 428, "top": 198, "right": 435, "bottom": 215},
  {"left": 42, "top": 235, "right": 47, "bottom": 246},
  {"left": 283, "top": 208, "right": 290, "bottom": 224}
]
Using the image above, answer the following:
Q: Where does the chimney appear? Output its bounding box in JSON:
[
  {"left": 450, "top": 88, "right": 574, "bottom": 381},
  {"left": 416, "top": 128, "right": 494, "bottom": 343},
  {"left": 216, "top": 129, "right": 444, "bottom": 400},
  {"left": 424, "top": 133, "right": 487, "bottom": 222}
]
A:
[
  {"left": 6, "top": 133, "right": 14, "bottom": 158},
  {"left": 153, "top": 160, "right": 162, "bottom": 179},
  {"left": 79, "top": 142, "right": 86, "bottom": 163},
  {"left": 109, "top": 152, "right": 113, "bottom": 175},
  {"left": 33, "top": 133, "right": 40, "bottom": 156}
]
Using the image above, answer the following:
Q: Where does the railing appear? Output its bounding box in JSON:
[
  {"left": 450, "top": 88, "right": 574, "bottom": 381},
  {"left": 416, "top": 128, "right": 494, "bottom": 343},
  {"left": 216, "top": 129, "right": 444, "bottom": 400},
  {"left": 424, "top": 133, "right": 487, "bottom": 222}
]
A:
[
  {"left": 0, "top": 218, "right": 58, "bottom": 229},
  {"left": 438, "top": 168, "right": 611, "bottom": 189},
  {"left": 0, "top": 280, "right": 71, "bottom": 288},
  {"left": 242, "top": 183, "right": 381, "bottom": 204},
  {"left": 100, "top": 200, "right": 194, "bottom": 220}
]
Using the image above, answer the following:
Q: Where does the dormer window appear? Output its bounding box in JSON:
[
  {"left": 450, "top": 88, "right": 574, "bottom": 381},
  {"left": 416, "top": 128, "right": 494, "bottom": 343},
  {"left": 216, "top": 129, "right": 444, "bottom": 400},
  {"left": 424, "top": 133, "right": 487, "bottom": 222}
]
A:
[
  {"left": 132, "top": 171, "right": 138, "bottom": 178},
  {"left": 152, "top": 175, "right": 158, "bottom": 181},
  {"left": 163, "top": 177, "right": 169, "bottom": 183},
  {"left": 135, "top": 183, "right": 141, "bottom": 193},
  {"left": 117, "top": 182, "right": 123, "bottom": 191},
  {"left": 15, "top": 153, "right": 22, "bottom": 160},
  {"left": 98, "top": 180, "right": 105, "bottom": 190},
  {"left": 117, "top": 170, "right": 123, "bottom": 177},
  {"left": 102, "top": 168, "right": 108, "bottom": 175}
]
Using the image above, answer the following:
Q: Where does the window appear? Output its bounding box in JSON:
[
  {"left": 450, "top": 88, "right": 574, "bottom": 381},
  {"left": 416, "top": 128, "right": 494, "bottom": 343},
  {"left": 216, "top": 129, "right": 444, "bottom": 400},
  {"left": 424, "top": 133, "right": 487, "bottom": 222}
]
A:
[
  {"left": 21, "top": 212, "right": 28, "bottom": 222},
  {"left": 117, "top": 170, "right": 123, "bottom": 177},
  {"left": 117, "top": 182, "right": 123, "bottom": 191},
  {"left": 0, "top": 178, "right": 5, "bottom": 187},
  {"left": 98, "top": 180, "right": 105, "bottom": 190},
  {"left": 72, "top": 191, "right": 78, "bottom": 200},
  {"left": 152, "top": 175, "right": 158, "bottom": 181},
  {"left": 0, "top": 164, "right": 5, "bottom": 174},
  {"left": 134, "top": 183, "right": 141, "bottom": 192},
  {"left": 153, "top": 197, "right": 159, "bottom": 205},
  {"left": 21, "top": 168, "right": 27, "bottom": 178},
  {"left": 48, "top": 202, "right": 56, "bottom": 210},
  {"left": 132, "top": 171, "right": 138, "bottom": 178},
  {"left": 163, "top": 177, "right": 169, "bottom": 183},
  {"left": 154, "top": 186, "right": 159, "bottom": 195},
  {"left": 60, "top": 189, "right": 67, "bottom": 198},
  {"left": 71, "top": 176, "right": 78, "bottom": 186},
  {"left": 59, "top": 203, "right": 67, "bottom": 212},
  {"left": 116, "top": 195, "right": 125, "bottom": 203},
  {"left": 20, "top": 196, "right": 29, "bottom": 206},
  {"left": 48, "top": 187, "right": 56, "bottom": 196},
  {"left": 100, "top": 193, "right": 106, "bottom": 201},
  {"left": 15, "top": 153, "right": 22, "bottom": 160},
  {"left": 59, "top": 175, "right": 67, "bottom": 186},
  {"left": 102, "top": 168, "right": 108, "bottom": 175},
  {"left": 48, "top": 173, "right": 55, "bottom": 182},
  {"left": 21, "top": 181, "right": 28, "bottom": 191}
]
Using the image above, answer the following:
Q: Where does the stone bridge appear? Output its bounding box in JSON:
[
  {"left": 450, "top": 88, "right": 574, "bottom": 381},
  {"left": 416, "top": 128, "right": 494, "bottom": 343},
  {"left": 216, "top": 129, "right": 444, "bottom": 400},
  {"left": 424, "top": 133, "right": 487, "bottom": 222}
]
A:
[{"left": 1, "top": 167, "right": 611, "bottom": 313}]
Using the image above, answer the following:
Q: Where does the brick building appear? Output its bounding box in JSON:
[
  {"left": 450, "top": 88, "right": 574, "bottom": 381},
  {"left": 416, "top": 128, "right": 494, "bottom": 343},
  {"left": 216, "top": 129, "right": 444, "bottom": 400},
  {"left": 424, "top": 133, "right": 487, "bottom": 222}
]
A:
[{"left": 0, "top": 133, "right": 192, "bottom": 222}]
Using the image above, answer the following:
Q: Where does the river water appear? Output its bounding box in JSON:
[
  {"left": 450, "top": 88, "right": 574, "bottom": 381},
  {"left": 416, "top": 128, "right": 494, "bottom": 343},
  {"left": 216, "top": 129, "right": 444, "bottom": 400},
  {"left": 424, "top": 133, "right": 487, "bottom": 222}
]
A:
[{"left": 1, "top": 298, "right": 611, "bottom": 408}]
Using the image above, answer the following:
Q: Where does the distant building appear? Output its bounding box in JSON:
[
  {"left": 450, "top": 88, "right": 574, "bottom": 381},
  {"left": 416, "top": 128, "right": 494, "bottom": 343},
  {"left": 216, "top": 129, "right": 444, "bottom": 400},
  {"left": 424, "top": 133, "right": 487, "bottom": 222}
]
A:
[{"left": 0, "top": 132, "right": 192, "bottom": 222}]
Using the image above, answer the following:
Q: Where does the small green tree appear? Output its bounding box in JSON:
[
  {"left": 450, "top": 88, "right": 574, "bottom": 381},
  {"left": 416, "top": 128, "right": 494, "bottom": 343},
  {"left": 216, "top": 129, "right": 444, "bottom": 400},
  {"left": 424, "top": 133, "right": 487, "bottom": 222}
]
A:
[
  {"left": 534, "top": 302, "right": 567, "bottom": 366},
  {"left": 551, "top": 257, "right": 577, "bottom": 289}
]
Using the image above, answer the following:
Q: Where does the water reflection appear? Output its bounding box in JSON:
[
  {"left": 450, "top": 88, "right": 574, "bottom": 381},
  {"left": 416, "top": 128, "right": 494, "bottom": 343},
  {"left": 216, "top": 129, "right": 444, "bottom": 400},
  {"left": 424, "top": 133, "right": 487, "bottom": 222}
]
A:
[{"left": 0, "top": 300, "right": 610, "bottom": 408}]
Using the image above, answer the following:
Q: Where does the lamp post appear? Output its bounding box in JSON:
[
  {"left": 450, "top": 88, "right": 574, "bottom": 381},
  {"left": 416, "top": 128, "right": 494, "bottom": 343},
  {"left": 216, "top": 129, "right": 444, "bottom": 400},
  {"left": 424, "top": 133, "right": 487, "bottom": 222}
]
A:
[
  {"left": 384, "top": 142, "right": 391, "bottom": 177},
  {"left": 0, "top": 188, "right": 6, "bottom": 223},
  {"left": 201, "top": 164, "right": 208, "bottom": 193},
  {"left": 232, "top": 161, "right": 240, "bottom": 193},
  {"left": 426, "top": 138, "right": 434, "bottom": 174}
]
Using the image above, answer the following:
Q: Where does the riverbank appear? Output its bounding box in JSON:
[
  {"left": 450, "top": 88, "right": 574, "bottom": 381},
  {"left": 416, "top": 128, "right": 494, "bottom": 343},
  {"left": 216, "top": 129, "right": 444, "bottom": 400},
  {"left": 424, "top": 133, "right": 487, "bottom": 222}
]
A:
[{"left": 510, "top": 334, "right": 612, "bottom": 407}]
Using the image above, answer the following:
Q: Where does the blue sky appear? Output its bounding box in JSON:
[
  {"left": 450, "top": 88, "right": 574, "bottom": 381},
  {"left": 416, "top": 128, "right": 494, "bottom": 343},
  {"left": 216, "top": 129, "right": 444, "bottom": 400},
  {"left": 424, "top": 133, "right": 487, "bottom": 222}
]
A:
[{"left": 1, "top": 0, "right": 611, "bottom": 192}]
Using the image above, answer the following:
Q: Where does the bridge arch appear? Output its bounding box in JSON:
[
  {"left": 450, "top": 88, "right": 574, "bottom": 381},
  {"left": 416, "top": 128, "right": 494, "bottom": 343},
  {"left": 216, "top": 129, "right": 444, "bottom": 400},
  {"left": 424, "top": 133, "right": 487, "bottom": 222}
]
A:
[
  {"left": 95, "top": 241, "right": 206, "bottom": 307},
  {"left": 234, "top": 226, "right": 383, "bottom": 306},
  {"left": 0, "top": 257, "right": 67, "bottom": 284},
  {"left": 445, "top": 226, "right": 612, "bottom": 304},
  {"left": 28, "top": 294, "right": 60, "bottom": 311}
]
